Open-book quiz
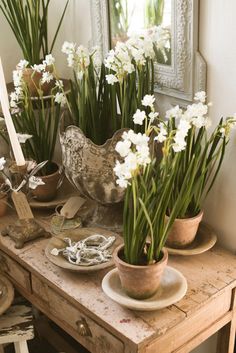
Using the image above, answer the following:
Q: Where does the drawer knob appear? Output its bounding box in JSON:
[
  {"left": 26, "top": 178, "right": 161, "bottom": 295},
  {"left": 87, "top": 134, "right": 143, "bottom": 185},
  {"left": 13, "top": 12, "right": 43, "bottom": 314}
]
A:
[{"left": 76, "top": 318, "right": 92, "bottom": 337}]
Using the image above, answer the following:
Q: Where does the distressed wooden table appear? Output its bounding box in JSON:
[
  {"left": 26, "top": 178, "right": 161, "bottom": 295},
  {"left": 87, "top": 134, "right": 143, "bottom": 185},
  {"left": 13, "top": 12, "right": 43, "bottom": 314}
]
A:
[{"left": 0, "top": 211, "right": 235, "bottom": 353}]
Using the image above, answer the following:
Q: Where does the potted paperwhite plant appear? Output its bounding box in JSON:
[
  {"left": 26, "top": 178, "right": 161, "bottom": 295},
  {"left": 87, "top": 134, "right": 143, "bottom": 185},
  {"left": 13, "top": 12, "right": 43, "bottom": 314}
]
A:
[
  {"left": 0, "top": 0, "right": 69, "bottom": 96},
  {"left": 9, "top": 56, "right": 64, "bottom": 202},
  {"left": 57, "top": 27, "right": 169, "bottom": 207},
  {"left": 112, "top": 95, "right": 192, "bottom": 299},
  {"left": 159, "top": 92, "right": 236, "bottom": 248}
]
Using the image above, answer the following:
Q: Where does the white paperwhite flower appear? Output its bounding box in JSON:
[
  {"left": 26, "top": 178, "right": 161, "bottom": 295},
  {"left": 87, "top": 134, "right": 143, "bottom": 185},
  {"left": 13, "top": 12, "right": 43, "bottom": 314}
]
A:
[
  {"left": 17, "top": 59, "right": 29, "bottom": 69},
  {"left": 106, "top": 74, "right": 118, "bottom": 85},
  {"left": 116, "top": 178, "right": 129, "bottom": 188},
  {"left": 115, "top": 140, "right": 131, "bottom": 157},
  {"left": 114, "top": 161, "right": 132, "bottom": 180},
  {"left": 166, "top": 105, "right": 183, "bottom": 119},
  {"left": 131, "top": 47, "right": 145, "bottom": 66},
  {"left": 154, "top": 123, "right": 167, "bottom": 143},
  {"left": 136, "top": 145, "right": 151, "bottom": 165},
  {"left": 124, "top": 152, "right": 139, "bottom": 171},
  {"left": 133, "top": 109, "right": 146, "bottom": 125},
  {"left": 62, "top": 41, "right": 76, "bottom": 54},
  {"left": 186, "top": 102, "right": 208, "bottom": 120},
  {"left": 177, "top": 119, "right": 191, "bottom": 135},
  {"left": 10, "top": 92, "right": 19, "bottom": 108},
  {"left": 55, "top": 80, "right": 64, "bottom": 89},
  {"left": 67, "top": 53, "right": 75, "bottom": 67},
  {"left": 191, "top": 116, "right": 207, "bottom": 128},
  {"left": 105, "top": 43, "right": 134, "bottom": 79},
  {"left": 41, "top": 71, "right": 54, "bottom": 84},
  {"left": 194, "top": 91, "right": 206, "bottom": 103},
  {"left": 114, "top": 129, "right": 151, "bottom": 188},
  {"left": 172, "top": 130, "right": 187, "bottom": 152},
  {"left": 172, "top": 140, "right": 187, "bottom": 152},
  {"left": 149, "top": 111, "right": 159, "bottom": 122},
  {"left": 0, "top": 157, "right": 6, "bottom": 171},
  {"left": 17, "top": 133, "right": 33, "bottom": 143},
  {"left": 131, "top": 132, "right": 150, "bottom": 147},
  {"left": 28, "top": 176, "right": 45, "bottom": 190},
  {"left": 32, "top": 63, "right": 46, "bottom": 73},
  {"left": 55, "top": 92, "right": 66, "bottom": 106},
  {"left": 43, "top": 54, "right": 55, "bottom": 66},
  {"left": 142, "top": 95, "right": 155, "bottom": 108},
  {"left": 13, "top": 69, "right": 23, "bottom": 87}
]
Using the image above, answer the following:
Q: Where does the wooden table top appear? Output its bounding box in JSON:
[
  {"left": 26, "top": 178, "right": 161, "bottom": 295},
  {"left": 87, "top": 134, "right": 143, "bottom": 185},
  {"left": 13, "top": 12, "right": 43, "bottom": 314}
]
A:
[{"left": 0, "top": 210, "right": 236, "bottom": 349}]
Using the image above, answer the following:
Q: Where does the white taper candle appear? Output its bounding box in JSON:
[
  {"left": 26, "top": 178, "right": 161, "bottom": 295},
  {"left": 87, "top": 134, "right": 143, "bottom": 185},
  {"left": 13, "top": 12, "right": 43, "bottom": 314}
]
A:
[{"left": 0, "top": 58, "right": 25, "bottom": 166}]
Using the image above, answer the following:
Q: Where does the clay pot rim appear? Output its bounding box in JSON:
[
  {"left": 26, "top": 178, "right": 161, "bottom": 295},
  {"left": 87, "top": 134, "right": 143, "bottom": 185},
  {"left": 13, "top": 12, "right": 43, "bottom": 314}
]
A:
[
  {"left": 39, "top": 162, "right": 61, "bottom": 181},
  {"left": 167, "top": 210, "right": 203, "bottom": 224},
  {"left": 113, "top": 243, "right": 168, "bottom": 269}
]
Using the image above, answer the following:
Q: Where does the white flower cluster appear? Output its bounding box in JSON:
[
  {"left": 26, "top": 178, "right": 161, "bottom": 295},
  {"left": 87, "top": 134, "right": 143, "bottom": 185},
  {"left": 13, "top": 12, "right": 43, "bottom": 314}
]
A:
[
  {"left": 155, "top": 91, "right": 212, "bottom": 152},
  {"left": 10, "top": 55, "right": 67, "bottom": 108},
  {"left": 62, "top": 41, "right": 100, "bottom": 80},
  {"left": 10, "top": 60, "right": 29, "bottom": 110},
  {"left": 10, "top": 55, "right": 56, "bottom": 109},
  {"left": 219, "top": 114, "right": 236, "bottom": 136},
  {"left": 105, "top": 26, "right": 170, "bottom": 84},
  {"left": 114, "top": 130, "right": 151, "bottom": 188}
]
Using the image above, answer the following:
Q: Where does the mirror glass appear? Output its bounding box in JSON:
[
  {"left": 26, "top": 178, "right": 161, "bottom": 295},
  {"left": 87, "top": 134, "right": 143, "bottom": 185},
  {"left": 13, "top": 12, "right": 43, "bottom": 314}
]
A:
[{"left": 108, "top": 0, "right": 172, "bottom": 65}]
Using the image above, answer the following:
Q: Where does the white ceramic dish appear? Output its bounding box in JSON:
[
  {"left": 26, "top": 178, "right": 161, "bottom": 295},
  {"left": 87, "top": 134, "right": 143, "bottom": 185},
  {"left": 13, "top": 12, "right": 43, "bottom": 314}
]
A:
[
  {"left": 45, "top": 227, "right": 123, "bottom": 272},
  {"left": 102, "top": 266, "right": 187, "bottom": 311}
]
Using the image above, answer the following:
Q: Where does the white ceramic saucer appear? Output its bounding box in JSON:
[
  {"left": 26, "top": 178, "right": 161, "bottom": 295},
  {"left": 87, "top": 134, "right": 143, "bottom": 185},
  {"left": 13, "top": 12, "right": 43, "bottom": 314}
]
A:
[{"left": 102, "top": 266, "right": 187, "bottom": 311}]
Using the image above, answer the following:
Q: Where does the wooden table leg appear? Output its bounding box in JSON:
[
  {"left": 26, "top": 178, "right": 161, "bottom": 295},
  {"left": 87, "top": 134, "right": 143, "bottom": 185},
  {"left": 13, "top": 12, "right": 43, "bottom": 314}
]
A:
[
  {"left": 14, "top": 341, "right": 29, "bottom": 353},
  {"left": 217, "top": 288, "right": 236, "bottom": 353},
  {"left": 0, "top": 345, "right": 4, "bottom": 353}
]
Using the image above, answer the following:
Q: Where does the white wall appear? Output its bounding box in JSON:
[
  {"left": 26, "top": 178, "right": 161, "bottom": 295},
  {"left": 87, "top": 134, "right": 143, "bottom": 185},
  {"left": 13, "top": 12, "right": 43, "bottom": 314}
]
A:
[
  {"left": 200, "top": 0, "right": 236, "bottom": 254},
  {"left": 193, "top": 1, "right": 236, "bottom": 352}
]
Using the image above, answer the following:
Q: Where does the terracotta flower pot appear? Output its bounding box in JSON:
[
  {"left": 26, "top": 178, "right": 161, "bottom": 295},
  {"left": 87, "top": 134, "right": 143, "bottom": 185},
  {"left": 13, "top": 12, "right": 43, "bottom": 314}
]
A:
[
  {"left": 31, "top": 163, "right": 62, "bottom": 202},
  {"left": 113, "top": 244, "right": 168, "bottom": 299},
  {"left": 166, "top": 211, "right": 203, "bottom": 249},
  {"left": 22, "top": 67, "right": 54, "bottom": 97},
  {"left": 0, "top": 192, "right": 8, "bottom": 217}
]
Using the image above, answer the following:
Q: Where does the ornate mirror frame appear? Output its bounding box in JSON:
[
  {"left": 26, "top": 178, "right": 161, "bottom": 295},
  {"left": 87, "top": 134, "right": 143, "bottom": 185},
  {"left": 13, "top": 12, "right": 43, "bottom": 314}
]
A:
[{"left": 90, "top": 0, "right": 206, "bottom": 104}]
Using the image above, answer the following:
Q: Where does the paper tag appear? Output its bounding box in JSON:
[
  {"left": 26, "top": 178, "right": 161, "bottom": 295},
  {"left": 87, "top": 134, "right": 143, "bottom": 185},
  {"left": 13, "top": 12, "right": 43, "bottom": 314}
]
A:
[
  {"left": 60, "top": 196, "right": 86, "bottom": 219},
  {"left": 11, "top": 191, "right": 34, "bottom": 220}
]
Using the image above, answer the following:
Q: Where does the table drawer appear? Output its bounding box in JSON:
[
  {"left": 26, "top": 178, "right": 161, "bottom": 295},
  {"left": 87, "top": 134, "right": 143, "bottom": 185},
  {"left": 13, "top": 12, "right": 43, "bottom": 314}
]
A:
[
  {"left": 47, "top": 286, "right": 124, "bottom": 353},
  {"left": 0, "top": 250, "right": 31, "bottom": 293}
]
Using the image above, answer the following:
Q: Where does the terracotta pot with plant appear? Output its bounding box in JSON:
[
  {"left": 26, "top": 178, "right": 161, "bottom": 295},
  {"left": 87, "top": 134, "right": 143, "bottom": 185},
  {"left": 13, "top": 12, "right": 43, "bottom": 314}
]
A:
[
  {"left": 6, "top": 57, "right": 64, "bottom": 202},
  {"left": 0, "top": 0, "right": 69, "bottom": 96},
  {"left": 112, "top": 95, "right": 192, "bottom": 299},
  {"left": 163, "top": 92, "right": 236, "bottom": 248}
]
